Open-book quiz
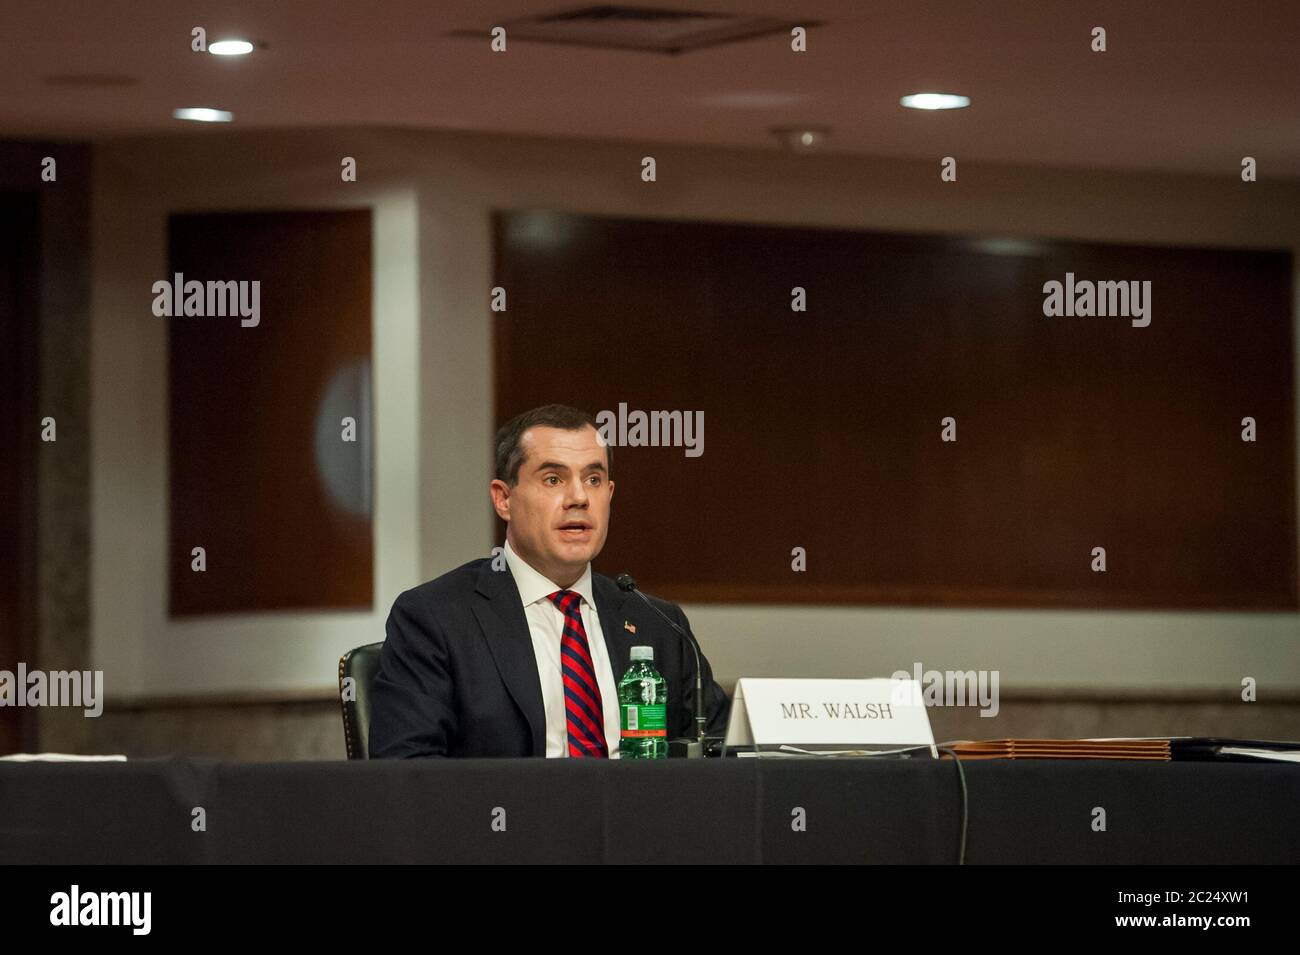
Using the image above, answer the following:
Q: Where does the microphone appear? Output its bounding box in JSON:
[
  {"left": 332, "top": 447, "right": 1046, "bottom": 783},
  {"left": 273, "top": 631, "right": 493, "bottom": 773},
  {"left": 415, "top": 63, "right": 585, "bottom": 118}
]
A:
[{"left": 615, "top": 574, "right": 707, "bottom": 757}]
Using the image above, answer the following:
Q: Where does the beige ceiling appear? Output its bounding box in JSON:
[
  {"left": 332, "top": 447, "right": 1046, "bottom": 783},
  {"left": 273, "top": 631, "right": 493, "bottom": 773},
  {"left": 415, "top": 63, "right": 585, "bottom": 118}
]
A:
[{"left": 4, "top": 0, "right": 1298, "bottom": 177}]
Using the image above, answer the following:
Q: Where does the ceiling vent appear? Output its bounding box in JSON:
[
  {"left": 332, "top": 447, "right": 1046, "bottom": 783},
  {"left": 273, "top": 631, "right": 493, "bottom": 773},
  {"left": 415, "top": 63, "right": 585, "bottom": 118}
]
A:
[
  {"left": 456, "top": 5, "right": 810, "bottom": 54},
  {"left": 43, "top": 74, "right": 139, "bottom": 89}
]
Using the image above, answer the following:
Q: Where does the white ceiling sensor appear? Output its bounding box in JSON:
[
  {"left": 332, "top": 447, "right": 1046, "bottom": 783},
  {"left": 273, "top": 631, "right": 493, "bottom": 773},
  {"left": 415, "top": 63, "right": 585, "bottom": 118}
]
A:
[{"left": 771, "top": 126, "right": 831, "bottom": 152}]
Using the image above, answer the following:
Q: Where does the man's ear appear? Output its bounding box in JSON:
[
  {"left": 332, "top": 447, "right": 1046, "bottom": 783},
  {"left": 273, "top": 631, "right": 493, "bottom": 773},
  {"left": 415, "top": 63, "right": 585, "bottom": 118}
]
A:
[
  {"left": 608, "top": 479, "right": 614, "bottom": 504},
  {"left": 489, "top": 479, "right": 511, "bottom": 522}
]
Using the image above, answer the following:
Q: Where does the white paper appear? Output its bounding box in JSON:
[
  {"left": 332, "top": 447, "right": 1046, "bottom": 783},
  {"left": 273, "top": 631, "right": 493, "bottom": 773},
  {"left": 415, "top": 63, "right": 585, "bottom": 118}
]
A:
[{"left": 0, "top": 753, "right": 128, "bottom": 762}]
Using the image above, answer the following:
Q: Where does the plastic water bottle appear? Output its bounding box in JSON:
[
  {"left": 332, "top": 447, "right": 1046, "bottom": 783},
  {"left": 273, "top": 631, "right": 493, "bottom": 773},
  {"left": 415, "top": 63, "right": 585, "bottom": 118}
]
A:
[{"left": 619, "top": 646, "right": 668, "bottom": 759}]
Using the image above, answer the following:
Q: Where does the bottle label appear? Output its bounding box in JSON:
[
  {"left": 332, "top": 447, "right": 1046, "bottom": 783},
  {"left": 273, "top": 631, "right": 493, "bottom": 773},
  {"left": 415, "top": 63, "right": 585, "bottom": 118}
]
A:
[{"left": 621, "top": 703, "right": 667, "bottom": 737}]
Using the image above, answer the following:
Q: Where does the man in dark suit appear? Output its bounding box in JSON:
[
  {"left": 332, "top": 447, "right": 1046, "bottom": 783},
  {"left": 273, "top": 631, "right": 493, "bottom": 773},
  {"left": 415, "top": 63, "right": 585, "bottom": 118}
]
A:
[{"left": 369, "top": 403, "right": 730, "bottom": 758}]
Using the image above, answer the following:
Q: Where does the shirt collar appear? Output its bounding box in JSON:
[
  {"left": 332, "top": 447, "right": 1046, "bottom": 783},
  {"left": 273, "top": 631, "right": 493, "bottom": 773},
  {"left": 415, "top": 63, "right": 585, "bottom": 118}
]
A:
[{"left": 503, "top": 538, "right": 595, "bottom": 610}]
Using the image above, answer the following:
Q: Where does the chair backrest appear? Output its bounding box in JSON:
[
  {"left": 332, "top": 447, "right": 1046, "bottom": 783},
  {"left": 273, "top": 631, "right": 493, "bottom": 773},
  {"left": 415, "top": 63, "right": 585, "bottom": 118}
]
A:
[{"left": 339, "top": 642, "right": 384, "bottom": 760}]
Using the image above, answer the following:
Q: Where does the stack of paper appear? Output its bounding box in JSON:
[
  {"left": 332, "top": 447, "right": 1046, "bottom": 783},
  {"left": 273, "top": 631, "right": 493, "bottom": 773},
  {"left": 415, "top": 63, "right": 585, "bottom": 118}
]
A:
[{"left": 1167, "top": 738, "right": 1300, "bottom": 763}]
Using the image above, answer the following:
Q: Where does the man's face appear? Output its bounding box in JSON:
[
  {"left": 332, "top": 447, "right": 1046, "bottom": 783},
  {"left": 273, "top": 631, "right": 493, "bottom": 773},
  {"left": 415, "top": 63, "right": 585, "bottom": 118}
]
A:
[{"left": 490, "top": 425, "right": 614, "bottom": 588}]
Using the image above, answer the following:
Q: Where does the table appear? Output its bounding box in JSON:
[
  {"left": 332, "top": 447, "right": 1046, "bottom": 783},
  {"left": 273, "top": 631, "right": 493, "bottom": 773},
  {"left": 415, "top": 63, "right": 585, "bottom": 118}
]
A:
[{"left": 2, "top": 756, "right": 1296, "bottom": 864}]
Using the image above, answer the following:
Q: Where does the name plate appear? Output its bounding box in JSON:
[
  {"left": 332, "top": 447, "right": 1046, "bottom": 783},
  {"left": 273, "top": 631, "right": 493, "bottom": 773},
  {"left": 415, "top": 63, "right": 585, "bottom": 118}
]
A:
[{"left": 724, "top": 678, "right": 936, "bottom": 756}]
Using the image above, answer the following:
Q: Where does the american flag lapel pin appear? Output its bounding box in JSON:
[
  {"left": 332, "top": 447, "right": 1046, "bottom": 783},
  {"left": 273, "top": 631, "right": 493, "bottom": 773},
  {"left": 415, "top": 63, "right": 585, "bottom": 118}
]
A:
[{"left": 624, "top": 621, "right": 637, "bottom": 635}]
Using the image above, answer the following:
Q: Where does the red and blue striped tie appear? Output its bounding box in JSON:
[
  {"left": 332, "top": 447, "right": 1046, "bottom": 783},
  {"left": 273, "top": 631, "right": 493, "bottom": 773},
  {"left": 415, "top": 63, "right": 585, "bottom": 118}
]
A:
[{"left": 547, "top": 589, "right": 609, "bottom": 758}]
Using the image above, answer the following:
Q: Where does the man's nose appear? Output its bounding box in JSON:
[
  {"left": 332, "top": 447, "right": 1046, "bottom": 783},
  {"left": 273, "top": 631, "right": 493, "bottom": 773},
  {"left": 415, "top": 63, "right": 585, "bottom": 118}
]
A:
[{"left": 564, "top": 478, "right": 590, "bottom": 505}]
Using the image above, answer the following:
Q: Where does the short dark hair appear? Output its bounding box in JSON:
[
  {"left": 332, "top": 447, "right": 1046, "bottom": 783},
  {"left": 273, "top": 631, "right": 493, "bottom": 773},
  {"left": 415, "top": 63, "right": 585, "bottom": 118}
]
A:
[{"left": 494, "top": 404, "right": 611, "bottom": 487}]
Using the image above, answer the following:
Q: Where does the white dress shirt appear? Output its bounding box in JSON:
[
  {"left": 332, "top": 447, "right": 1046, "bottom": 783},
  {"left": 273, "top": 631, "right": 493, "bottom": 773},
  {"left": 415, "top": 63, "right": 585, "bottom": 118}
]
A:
[{"left": 503, "top": 539, "right": 621, "bottom": 758}]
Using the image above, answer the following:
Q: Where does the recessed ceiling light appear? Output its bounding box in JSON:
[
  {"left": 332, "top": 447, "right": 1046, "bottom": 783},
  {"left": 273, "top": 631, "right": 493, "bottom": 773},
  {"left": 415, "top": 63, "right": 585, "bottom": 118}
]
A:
[
  {"left": 900, "top": 93, "right": 971, "bottom": 110},
  {"left": 209, "top": 39, "right": 254, "bottom": 56},
  {"left": 173, "top": 107, "right": 233, "bottom": 123}
]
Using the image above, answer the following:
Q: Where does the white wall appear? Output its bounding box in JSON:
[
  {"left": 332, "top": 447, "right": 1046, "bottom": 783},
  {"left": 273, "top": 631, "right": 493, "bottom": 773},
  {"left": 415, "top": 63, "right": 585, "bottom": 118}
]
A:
[
  {"left": 90, "top": 127, "right": 1300, "bottom": 701},
  {"left": 91, "top": 131, "right": 420, "bottom": 698}
]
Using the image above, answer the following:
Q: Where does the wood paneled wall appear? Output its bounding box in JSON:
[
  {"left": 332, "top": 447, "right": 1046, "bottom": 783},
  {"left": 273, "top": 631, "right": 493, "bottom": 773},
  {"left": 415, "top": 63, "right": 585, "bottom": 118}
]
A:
[
  {"left": 494, "top": 212, "right": 1295, "bottom": 609},
  {"left": 168, "top": 210, "right": 373, "bottom": 616}
]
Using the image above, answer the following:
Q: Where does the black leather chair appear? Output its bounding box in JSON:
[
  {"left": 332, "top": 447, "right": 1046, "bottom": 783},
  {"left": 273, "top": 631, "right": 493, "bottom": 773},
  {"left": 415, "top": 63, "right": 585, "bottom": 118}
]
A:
[{"left": 339, "top": 642, "right": 384, "bottom": 759}]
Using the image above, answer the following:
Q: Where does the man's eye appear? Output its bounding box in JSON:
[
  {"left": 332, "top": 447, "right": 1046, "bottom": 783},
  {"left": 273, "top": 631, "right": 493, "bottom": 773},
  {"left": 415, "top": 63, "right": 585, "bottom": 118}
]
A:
[
  {"left": 545, "top": 475, "right": 559, "bottom": 485},
  {"left": 588, "top": 475, "right": 601, "bottom": 485}
]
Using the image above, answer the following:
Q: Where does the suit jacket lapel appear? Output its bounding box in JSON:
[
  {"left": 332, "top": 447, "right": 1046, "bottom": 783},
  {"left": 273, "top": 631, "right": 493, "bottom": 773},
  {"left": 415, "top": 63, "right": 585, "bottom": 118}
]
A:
[
  {"left": 593, "top": 574, "right": 633, "bottom": 686},
  {"left": 473, "top": 560, "right": 546, "bottom": 756}
]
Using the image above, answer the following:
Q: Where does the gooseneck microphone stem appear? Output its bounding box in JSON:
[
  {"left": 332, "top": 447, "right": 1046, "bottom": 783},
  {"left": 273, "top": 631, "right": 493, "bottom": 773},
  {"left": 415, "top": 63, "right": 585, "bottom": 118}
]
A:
[{"left": 615, "top": 574, "right": 707, "bottom": 748}]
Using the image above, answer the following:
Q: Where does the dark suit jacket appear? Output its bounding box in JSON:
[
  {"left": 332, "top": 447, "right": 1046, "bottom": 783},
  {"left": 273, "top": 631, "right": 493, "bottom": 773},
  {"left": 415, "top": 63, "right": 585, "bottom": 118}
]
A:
[{"left": 369, "top": 556, "right": 731, "bottom": 758}]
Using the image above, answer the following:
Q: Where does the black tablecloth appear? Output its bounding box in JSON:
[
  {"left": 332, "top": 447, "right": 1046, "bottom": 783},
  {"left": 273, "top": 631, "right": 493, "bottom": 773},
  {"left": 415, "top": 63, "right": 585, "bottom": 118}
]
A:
[{"left": 2, "top": 757, "right": 1297, "bottom": 863}]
